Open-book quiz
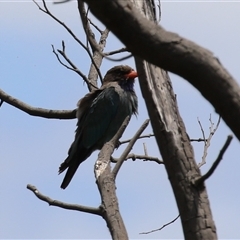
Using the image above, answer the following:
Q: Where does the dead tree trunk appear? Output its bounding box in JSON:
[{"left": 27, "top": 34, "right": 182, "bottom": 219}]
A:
[{"left": 132, "top": 1, "right": 217, "bottom": 239}]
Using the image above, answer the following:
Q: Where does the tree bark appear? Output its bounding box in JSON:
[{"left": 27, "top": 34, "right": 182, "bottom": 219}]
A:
[
  {"left": 132, "top": 2, "right": 217, "bottom": 239},
  {"left": 135, "top": 62, "right": 217, "bottom": 239},
  {"left": 94, "top": 118, "right": 131, "bottom": 240}
]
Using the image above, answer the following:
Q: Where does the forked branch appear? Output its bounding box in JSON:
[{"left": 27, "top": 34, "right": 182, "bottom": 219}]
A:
[
  {"left": 51, "top": 42, "right": 98, "bottom": 91},
  {"left": 27, "top": 184, "right": 102, "bottom": 215},
  {"left": 0, "top": 88, "right": 76, "bottom": 119},
  {"left": 112, "top": 119, "right": 150, "bottom": 178},
  {"left": 194, "top": 135, "right": 233, "bottom": 187},
  {"left": 198, "top": 115, "right": 221, "bottom": 167},
  {"left": 111, "top": 154, "right": 163, "bottom": 165},
  {"left": 33, "top": 0, "right": 103, "bottom": 83},
  {"left": 95, "top": 116, "right": 130, "bottom": 240}
]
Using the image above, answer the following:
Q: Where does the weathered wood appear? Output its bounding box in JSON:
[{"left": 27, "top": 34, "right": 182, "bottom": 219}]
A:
[{"left": 132, "top": 1, "right": 217, "bottom": 239}]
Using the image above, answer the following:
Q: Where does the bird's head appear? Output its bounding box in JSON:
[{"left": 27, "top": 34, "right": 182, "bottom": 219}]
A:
[{"left": 103, "top": 65, "right": 138, "bottom": 91}]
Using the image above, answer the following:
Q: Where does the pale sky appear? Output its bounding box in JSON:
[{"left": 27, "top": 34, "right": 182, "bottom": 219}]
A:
[{"left": 1, "top": 1, "right": 240, "bottom": 239}]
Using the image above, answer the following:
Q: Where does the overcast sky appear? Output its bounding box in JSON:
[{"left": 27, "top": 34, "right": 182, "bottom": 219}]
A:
[{"left": 1, "top": 1, "right": 240, "bottom": 239}]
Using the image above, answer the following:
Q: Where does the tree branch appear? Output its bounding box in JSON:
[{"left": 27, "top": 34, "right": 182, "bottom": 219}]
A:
[
  {"left": 94, "top": 116, "right": 130, "bottom": 240},
  {"left": 140, "top": 214, "right": 180, "bottom": 234},
  {"left": 194, "top": 135, "right": 233, "bottom": 187},
  {"left": 52, "top": 42, "right": 98, "bottom": 91},
  {"left": 198, "top": 115, "right": 221, "bottom": 168},
  {"left": 119, "top": 133, "right": 154, "bottom": 145},
  {"left": 104, "top": 47, "right": 128, "bottom": 56},
  {"left": 112, "top": 119, "right": 150, "bottom": 178},
  {"left": 33, "top": 0, "right": 103, "bottom": 84},
  {"left": 26, "top": 184, "right": 102, "bottom": 215},
  {"left": 77, "top": 1, "right": 103, "bottom": 84},
  {"left": 88, "top": 17, "right": 103, "bottom": 34},
  {"left": 86, "top": 28, "right": 110, "bottom": 88},
  {"left": 111, "top": 153, "right": 163, "bottom": 165},
  {"left": 0, "top": 88, "right": 76, "bottom": 119},
  {"left": 190, "top": 138, "right": 206, "bottom": 142}
]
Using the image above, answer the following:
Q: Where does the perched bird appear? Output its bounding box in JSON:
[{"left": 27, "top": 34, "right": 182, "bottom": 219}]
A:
[{"left": 59, "top": 65, "right": 138, "bottom": 189}]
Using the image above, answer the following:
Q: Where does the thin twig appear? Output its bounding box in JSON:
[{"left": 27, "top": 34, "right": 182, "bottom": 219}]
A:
[
  {"left": 33, "top": 0, "right": 103, "bottom": 82},
  {"left": 111, "top": 154, "right": 163, "bottom": 165},
  {"left": 140, "top": 214, "right": 180, "bottom": 234},
  {"left": 143, "top": 143, "right": 148, "bottom": 156},
  {"left": 53, "top": 0, "right": 72, "bottom": 4},
  {"left": 0, "top": 88, "right": 76, "bottom": 119},
  {"left": 197, "top": 117, "right": 206, "bottom": 142},
  {"left": 77, "top": 0, "right": 133, "bottom": 62},
  {"left": 52, "top": 43, "right": 98, "bottom": 91},
  {"left": 198, "top": 115, "right": 221, "bottom": 168},
  {"left": 104, "top": 47, "right": 128, "bottom": 56},
  {"left": 88, "top": 17, "right": 103, "bottom": 34},
  {"left": 194, "top": 135, "right": 233, "bottom": 187},
  {"left": 77, "top": 1, "right": 103, "bottom": 82},
  {"left": 105, "top": 53, "right": 133, "bottom": 62},
  {"left": 87, "top": 28, "right": 110, "bottom": 87},
  {"left": 81, "top": 4, "right": 98, "bottom": 52},
  {"left": 112, "top": 119, "right": 150, "bottom": 178},
  {"left": 27, "top": 184, "right": 102, "bottom": 215},
  {"left": 119, "top": 133, "right": 154, "bottom": 145},
  {"left": 190, "top": 138, "right": 206, "bottom": 142}
]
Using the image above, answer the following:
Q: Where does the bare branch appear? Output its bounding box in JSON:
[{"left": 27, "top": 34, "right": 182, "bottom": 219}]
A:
[
  {"left": 53, "top": 0, "right": 72, "bottom": 3},
  {"left": 52, "top": 43, "right": 98, "bottom": 91},
  {"left": 33, "top": 0, "right": 103, "bottom": 83},
  {"left": 112, "top": 119, "right": 150, "bottom": 178},
  {"left": 0, "top": 88, "right": 76, "bottom": 119},
  {"left": 198, "top": 116, "right": 221, "bottom": 168},
  {"left": 95, "top": 117, "right": 130, "bottom": 239},
  {"left": 194, "top": 135, "right": 233, "bottom": 187},
  {"left": 88, "top": 17, "right": 103, "bottom": 34},
  {"left": 143, "top": 142, "right": 148, "bottom": 156},
  {"left": 106, "top": 54, "right": 133, "bottom": 62},
  {"left": 190, "top": 138, "right": 206, "bottom": 142},
  {"left": 26, "top": 184, "right": 102, "bottom": 215},
  {"left": 87, "top": 28, "right": 110, "bottom": 88},
  {"left": 79, "top": 3, "right": 99, "bottom": 51},
  {"left": 140, "top": 214, "right": 180, "bottom": 234},
  {"left": 111, "top": 153, "right": 163, "bottom": 165},
  {"left": 104, "top": 47, "right": 128, "bottom": 56},
  {"left": 197, "top": 117, "right": 206, "bottom": 142},
  {"left": 77, "top": 1, "right": 103, "bottom": 83},
  {"left": 78, "top": 0, "right": 133, "bottom": 63},
  {"left": 119, "top": 133, "right": 154, "bottom": 145},
  {"left": 33, "top": 0, "right": 83, "bottom": 46},
  {"left": 95, "top": 116, "right": 130, "bottom": 179}
]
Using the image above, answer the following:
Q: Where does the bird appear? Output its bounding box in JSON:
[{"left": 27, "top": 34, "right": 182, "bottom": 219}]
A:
[{"left": 59, "top": 65, "right": 138, "bottom": 189}]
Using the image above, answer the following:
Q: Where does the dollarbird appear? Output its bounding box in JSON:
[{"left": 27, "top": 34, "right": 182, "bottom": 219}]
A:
[{"left": 59, "top": 65, "right": 138, "bottom": 189}]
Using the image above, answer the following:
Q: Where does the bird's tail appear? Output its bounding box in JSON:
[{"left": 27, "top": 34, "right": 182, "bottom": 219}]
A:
[
  {"left": 59, "top": 146, "right": 91, "bottom": 189},
  {"left": 59, "top": 157, "right": 81, "bottom": 189}
]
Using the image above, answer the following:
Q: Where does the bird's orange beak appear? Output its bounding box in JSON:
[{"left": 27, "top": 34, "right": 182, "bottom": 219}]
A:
[{"left": 125, "top": 70, "right": 138, "bottom": 79}]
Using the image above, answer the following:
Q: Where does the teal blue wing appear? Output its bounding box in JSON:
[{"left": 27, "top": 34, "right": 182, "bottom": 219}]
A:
[{"left": 78, "top": 86, "right": 120, "bottom": 148}]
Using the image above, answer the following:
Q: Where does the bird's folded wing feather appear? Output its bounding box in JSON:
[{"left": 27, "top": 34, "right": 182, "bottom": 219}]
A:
[{"left": 76, "top": 86, "right": 121, "bottom": 149}]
